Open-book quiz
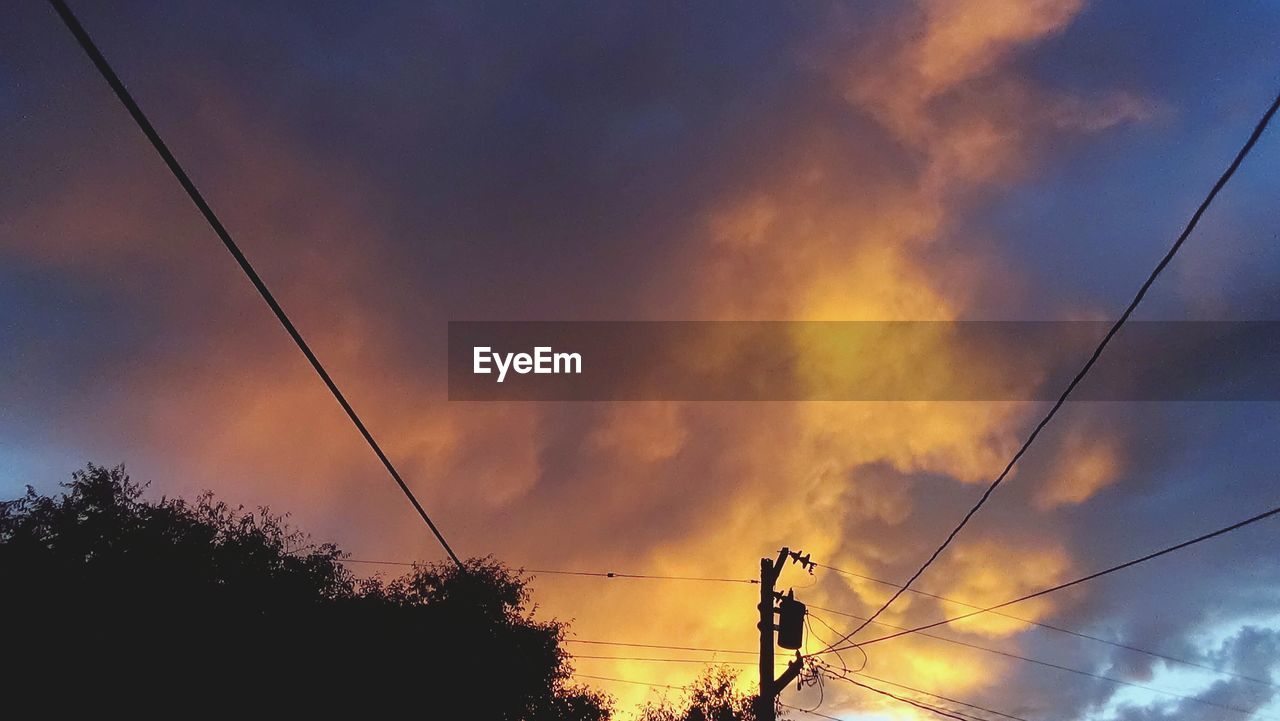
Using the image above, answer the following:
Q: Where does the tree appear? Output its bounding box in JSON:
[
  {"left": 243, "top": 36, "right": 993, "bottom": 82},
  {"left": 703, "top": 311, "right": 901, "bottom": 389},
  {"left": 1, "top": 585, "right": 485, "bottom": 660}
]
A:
[
  {"left": 1, "top": 463, "right": 611, "bottom": 719},
  {"left": 637, "top": 667, "right": 778, "bottom": 721}
]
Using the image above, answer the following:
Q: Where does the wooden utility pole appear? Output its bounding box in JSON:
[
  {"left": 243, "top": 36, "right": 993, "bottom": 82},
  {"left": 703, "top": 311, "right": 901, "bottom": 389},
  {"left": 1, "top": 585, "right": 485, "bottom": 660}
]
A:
[{"left": 757, "top": 548, "right": 803, "bottom": 721}]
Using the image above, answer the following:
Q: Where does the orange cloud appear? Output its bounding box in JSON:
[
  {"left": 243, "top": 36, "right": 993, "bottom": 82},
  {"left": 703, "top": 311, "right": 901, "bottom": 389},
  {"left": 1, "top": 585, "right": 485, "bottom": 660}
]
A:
[
  {"left": 932, "top": 539, "right": 1074, "bottom": 637},
  {"left": 3, "top": 1, "right": 1162, "bottom": 715},
  {"left": 1034, "top": 429, "right": 1123, "bottom": 509}
]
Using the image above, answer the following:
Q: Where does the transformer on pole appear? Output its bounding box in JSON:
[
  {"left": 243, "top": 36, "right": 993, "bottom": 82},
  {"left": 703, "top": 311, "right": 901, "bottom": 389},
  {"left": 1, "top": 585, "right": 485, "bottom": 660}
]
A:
[{"left": 755, "top": 547, "right": 812, "bottom": 721}]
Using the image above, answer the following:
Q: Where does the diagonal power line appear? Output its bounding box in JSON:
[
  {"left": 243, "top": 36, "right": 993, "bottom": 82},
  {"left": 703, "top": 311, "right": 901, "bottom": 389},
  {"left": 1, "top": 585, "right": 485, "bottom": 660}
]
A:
[
  {"left": 818, "top": 663, "right": 1029, "bottom": 721},
  {"left": 45, "top": 0, "right": 464, "bottom": 568},
  {"left": 814, "top": 562, "right": 1275, "bottom": 687},
  {"left": 817, "top": 502, "right": 1280, "bottom": 656},
  {"left": 572, "top": 665, "right": 1023, "bottom": 721},
  {"left": 806, "top": 607, "right": 1274, "bottom": 719},
  {"left": 341, "top": 525, "right": 1279, "bottom": 701},
  {"left": 831, "top": 668, "right": 1031, "bottom": 721},
  {"left": 578, "top": 617, "right": 1269, "bottom": 717},
  {"left": 820, "top": 671, "right": 975, "bottom": 721},
  {"left": 572, "top": 633, "right": 1033, "bottom": 721},
  {"left": 827, "top": 86, "right": 1280, "bottom": 648}
]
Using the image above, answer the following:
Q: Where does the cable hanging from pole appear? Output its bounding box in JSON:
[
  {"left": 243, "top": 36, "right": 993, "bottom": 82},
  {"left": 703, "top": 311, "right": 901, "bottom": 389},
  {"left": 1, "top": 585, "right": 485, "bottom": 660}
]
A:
[
  {"left": 823, "top": 86, "right": 1280, "bottom": 650},
  {"left": 812, "top": 561, "right": 1274, "bottom": 686},
  {"left": 815, "top": 501, "right": 1280, "bottom": 656},
  {"left": 45, "top": 0, "right": 464, "bottom": 568}
]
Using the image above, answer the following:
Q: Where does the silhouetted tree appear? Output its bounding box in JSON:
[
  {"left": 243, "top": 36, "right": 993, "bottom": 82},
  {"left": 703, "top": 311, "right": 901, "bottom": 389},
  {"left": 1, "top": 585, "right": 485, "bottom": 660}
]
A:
[
  {"left": 1, "top": 464, "right": 610, "bottom": 719},
  {"left": 636, "top": 667, "right": 777, "bottom": 721}
]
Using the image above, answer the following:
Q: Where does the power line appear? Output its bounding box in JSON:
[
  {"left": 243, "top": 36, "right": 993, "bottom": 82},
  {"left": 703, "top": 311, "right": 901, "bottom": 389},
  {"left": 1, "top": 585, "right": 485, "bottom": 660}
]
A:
[
  {"left": 334, "top": 558, "right": 424, "bottom": 568},
  {"left": 571, "top": 622, "right": 1262, "bottom": 720},
  {"left": 566, "top": 639, "right": 756, "bottom": 656},
  {"left": 572, "top": 673, "right": 837, "bottom": 721},
  {"left": 820, "top": 671, "right": 973, "bottom": 721},
  {"left": 48, "top": 0, "right": 1280, "bottom": 709},
  {"left": 371, "top": 509, "right": 1279, "bottom": 718},
  {"left": 815, "top": 562, "right": 1275, "bottom": 687},
  {"left": 520, "top": 545, "right": 1271, "bottom": 688},
  {"left": 339, "top": 557, "right": 758, "bottom": 584},
  {"left": 578, "top": 608, "right": 1026, "bottom": 721},
  {"left": 571, "top": 673, "right": 687, "bottom": 692},
  {"left": 818, "top": 502, "right": 1280, "bottom": 655},
  {"left": 341, "top": 531, "right": 1279, "bottom": 703},
  {"left": 45, "top": 0, "right": 463, "bottom": 569},
  {"left": 828, "top": 86, "right": 1280, "bottom": 648},
  {"left": 820, "top": 666, "right": 1023, "bottom": 721},
  {"left": 574, "top": 655, "right": 753, "bottom": 666},
  {"left": 809, "top": 605, "right": 1273, "bottom": 718},
  {"left": 573, "top": 660, "right": 1026, "bottom": 721},
  {"left": 829, "top": 667, "right": 1031, "bottom": 721},
  {"left": 521, "top": 568, "right": 758, "bottom": 584},
  {"left": 356, "top": 553, "right": 1246, "bottom": 701},
  {"left": 573, "top": 654, "right": 788, "bottom": 668},
  {"left": 806, "top": 610, "right": 867, "bottom": 675},
  {"left": 779, "top": 704, "right": 844, "bottom": 721},
  {"left": 574, "top": 666, "right": 987, "bottom": 721},
  {"left": 342, "top": 512, "right": 1278, "bottom": 709},
  {"left": 570, "top": 673, "right": 860, "bottom": 721},
  {"left": 343, "top": 546, "right": 1277, "bottom": 695}
]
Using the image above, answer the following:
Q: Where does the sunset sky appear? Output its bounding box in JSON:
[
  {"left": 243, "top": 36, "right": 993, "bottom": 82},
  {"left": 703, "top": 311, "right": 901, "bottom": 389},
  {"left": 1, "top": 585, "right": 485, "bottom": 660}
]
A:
[{"left": 3, "top": 1, "right": 1280, "bottom": 718}]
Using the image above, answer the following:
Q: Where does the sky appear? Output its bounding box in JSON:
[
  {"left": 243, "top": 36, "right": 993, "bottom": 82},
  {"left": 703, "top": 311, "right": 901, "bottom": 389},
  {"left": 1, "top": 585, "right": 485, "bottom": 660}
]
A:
[{"left": 2, "top": 1, "right": 1280, "bottom": 718}]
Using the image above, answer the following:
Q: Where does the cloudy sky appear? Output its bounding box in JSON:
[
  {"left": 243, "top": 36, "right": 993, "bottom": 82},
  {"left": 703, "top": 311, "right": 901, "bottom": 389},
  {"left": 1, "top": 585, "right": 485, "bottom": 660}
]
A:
[{"left": 3, "top": 1, "right": 1279, "bottom": 718}]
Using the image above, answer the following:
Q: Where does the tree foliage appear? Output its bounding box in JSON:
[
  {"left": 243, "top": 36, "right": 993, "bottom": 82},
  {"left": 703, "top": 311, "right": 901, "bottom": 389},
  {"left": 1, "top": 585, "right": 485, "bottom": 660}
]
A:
[
  {"left": 1, "top": 464, "right": 610, "bottom": 718},
  {"left": 636, "top": 667, "right": 772, "bottom": 721}
]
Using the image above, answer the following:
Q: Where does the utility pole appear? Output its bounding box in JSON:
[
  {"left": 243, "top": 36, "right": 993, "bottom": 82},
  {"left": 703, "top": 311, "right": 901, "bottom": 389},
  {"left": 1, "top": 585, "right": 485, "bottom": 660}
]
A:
[{"left": 756, "top": 547, "right": 806, "bottom": 721}]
